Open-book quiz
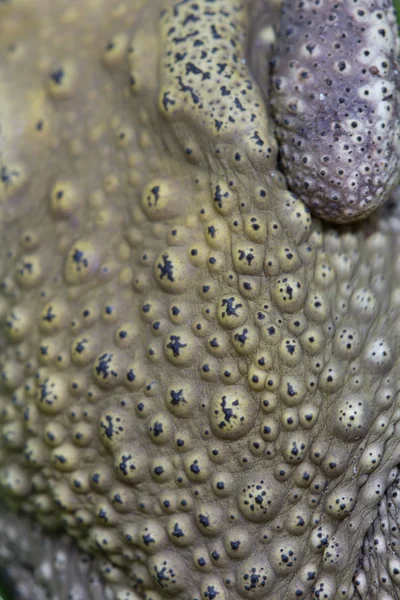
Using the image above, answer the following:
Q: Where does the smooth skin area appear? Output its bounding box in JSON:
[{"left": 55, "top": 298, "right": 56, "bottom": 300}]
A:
[{"left": 1, "top": 1, "right": 400, "bottom": 599}]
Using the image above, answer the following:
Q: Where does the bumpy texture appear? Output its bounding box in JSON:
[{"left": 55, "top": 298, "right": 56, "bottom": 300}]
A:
[
  {"left": 270, "top": 0, "right": 400, "bottom": 223},
  {"left": 1, "top": 1, "right": 400, "bottom": 599}
]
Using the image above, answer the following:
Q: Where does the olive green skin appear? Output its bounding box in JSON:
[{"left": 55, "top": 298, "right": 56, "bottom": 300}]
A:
[{"left": 1, "top": 1, "right": 400, "bottom": 599}]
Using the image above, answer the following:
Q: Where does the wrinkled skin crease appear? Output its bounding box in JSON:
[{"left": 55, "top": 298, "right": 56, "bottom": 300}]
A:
[{"left": 1, "top": 1, "right": 400, "bottom": 599}]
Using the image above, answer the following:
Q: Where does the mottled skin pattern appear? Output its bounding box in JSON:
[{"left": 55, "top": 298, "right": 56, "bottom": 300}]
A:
[
  {"left": 270, "top": 0, "right": 400, "bottom": 223},
  {"left": 1, "top": 1, "right": 400, "bottom": 600}
]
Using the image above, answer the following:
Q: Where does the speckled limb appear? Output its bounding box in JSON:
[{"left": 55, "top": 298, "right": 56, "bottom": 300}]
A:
[
  {"left": 270, "top": 0, "right": 400, "bottom": 223},
  {"left": 1, "top": 1, "right": 400, "bottom": 599}
]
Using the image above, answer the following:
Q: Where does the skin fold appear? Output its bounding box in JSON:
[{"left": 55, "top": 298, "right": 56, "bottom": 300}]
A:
[{"left": 1, "top": 1, "right": 400, "bottom": 599}]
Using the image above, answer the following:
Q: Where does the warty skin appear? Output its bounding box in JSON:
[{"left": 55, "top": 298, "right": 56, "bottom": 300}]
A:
[{"left": 1, "top": 1, "right": 400, "bottom": 599}]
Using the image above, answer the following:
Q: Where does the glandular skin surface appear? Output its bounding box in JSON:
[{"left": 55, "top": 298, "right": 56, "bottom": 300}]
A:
[{"left": 1, "top": 1, "right": 400, "bottom": 600}]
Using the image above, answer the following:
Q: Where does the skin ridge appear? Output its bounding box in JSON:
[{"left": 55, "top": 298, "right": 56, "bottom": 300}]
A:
[{"left": 0, "top": 1, "right": 400, "bottom": 599}]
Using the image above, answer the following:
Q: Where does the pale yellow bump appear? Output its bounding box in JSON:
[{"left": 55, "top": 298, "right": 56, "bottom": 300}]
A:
[
  {"left": 248, "top": 365, "right": 267, "bottom": 391},
  {"left": 50, "top": 181, "right": 81, "bottom": 218},
  {"left": 47, "top": 60, "right": 78, "bottom": 99},
  {"left": 334, "top": 394, "right": 373, "bottom": 440},
  {"left": 363, "top": 337, "right": 393, "bottom": 373},
  {"left": 23, "top": 438, "right": 47, "bottom": 468},
  {"left": 281, "top": 408, "right": 299, "bottom": 431},
  {"left": 271, "top": 276, "right": 306, "bottom": 313},
  {"left": 231, "top": 325, "right": 259, "bottom": 356},
  {"left": 94, "top": 499, "right": 119, "bottom": 526},
  {"left": 103, "top": 33, "right": 129, "bottom": 68},
  {"left": 2, "top": 422, "right": 24, "bottom": 450},
  {"left": 51, "top": 443, "right": 80, "bottom": 472},
  {"left": 163, "top": 328, "right": 197, "bottom": 367},
  {"left": 74, "top": 508, "right": 93, "bottom": 527},
  {"left": 304, "top": 290, "right": 329, "bottom": 323},
  {"left": 71, "top": 422, "right": 93, "bottom": 447},
  {"left": 200, "top": 357, "right": 219, "bottom": 382},
  {"left": 132, "top": 269, "right": 151, "bottom": 293},
  {"left": 277, "top": 245, "right": 301, "bottom": 272},
  {"left": 35, "top": 371, "right": 68, "bottom": 415},
  {"left": 123, "top": 361, "right": 146, "bottom": 391},
  {"left": 92, "top": 351, "right": 122, "bottom": 388},
  {"left": 374, "top": 382, "right": 395, "bottom": 410},
  {"left": 319, "top": 362, "right": 345, "bottom": 394},
  {"left": 253, "top": 350, "right": 273, "bottom": 371},
  {"left": 164, "top": 382, "right": 196, "bottom": 418},
  {"left": 113, "top": 446, "right": 148, "bottom": 485},
  {"left": 293, "top": 463, "right": 317, "bottom": 488},
  {"left": 140, "top": 179, "right": 189, "bottom": 221},
  {"left": 37, "top": 338, "right": 60, "bottom": 365},
  {"left": 154, "top": 248, "right": 191, "bottom": 294},
  {"left": 33, "top": 493, "right": 55, "bottom": 514},
  {"left": 278, "top": 337, "right": 302, "bottom": 367},
  {"left": 167, "top": 226, "right": 189, "bottom": 246},
  {"left": 325, "top": 485, "right": 357, "bottom": 519},
  {"left": 98, "top": 409, "right": 129, "bottom": 451},
  {"left": 285, "top": 504, "right": 310, "bottom": 536},
  {"left": 183, "top": 450, "right": 210, "bottom": 483},
  {"left": 232, "top": 243, "right": 264, "bottom": 275},
  {"left": 91, "top": 527, "right": 120, "bottom": 553},
  {"left": 101, "top": 299, "right": 120, "bottom": 323},
  {"left": 43, "top": 422, "right": 66, "bottom": 447},
  {"left": 204, "top": 219, "right": 231, "bottom": 251},
  {"left": 166, "top": 515, "right": 196, "bottom": 547},
  {"left": 207, "top": 251, "right": 226, "bottom": 274},
  {"left": 279, "top": 375, "right": 306, "bottom": 407},
  {"left": 151, "top": 456, "right": 175, "bottom": 482},
  {"left": 299, "top": 327, "right": 324, "bottom": 356},
  {"left": 218, "top": 358, "right": 242, "bottom": 385},
  {"left": 139, "top": 130, "right": 152, "bottom": 151},
  {"left": 299, "top": 404, "right": 319, "bottom": 429},
  {"left": 209, "top": 387, "right": 255, "bottom": 441},
  {"left": 329, "top": 249, "right": 354, "bottom": 280},
  {"left": 238, "top": 275, "right": 260, "bottom": 300},
  {"left": 264, "top": 252, "right": 280, "bottom": 277},
  {"left": 260, "top": 416, "right": 280, "bottom": 442},
  {"left": 64, "top": 239, "right": 100, "bottom": 285},
  {"left": 137, "top": 520, "right": 168, "bottom": 554},
  {"left": 268, "top": 537, "right": 303, "bottom": 576},
  {"left": 0, "top": 359, "right": 23, "bottom": 390},
  {"left": 103, "top": 175, "right": 119, "bottom": 194},
  {"left": 24, "top": 88, "right": 54, "bottom": 140},
  {"left": 147, "top": 413, "right": 173, "bottom": 446},
  {"left": 71, "top": 335, "right": 97, "bottom": 366},
  {"left": 187, "top": 244, "right": 208, "bottom": 268},
  {"left": 0, "top": 465, "right": 31, "bottom": 497},
  {"left": 243, "top": 214, "right": 268, "bottom": 244},
  {"left": 217, "top": 294, "right": 248, "bottom": 330},
  {"left": 117, "top": 266, "right": 132, "bottom": 286},
  {"left": 21, "top": 402, "right": 39, "bottom": 436},
  {"left": 261, "top": 322, "right": 281, "bottom": 346},
  {"left": 205, "top": 333, "right": 228, "bottom": 359},
  {"left": 349, "top": 288, "right": 378, "bottom": 323},
  {"left": 212, "top": 181, "right": 236, "bottom": 216},
  {"left": 112, "top": 323, "right": 136, "bottom": 349},
  {"left": 0, "top": 162, "right": 27, "bottom": 203},
  {"left": 314, "top": 255, "right": 335, "bottom": 287}
]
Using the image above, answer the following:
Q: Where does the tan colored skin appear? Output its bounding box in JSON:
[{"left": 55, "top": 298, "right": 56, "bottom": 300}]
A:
[{"left": 1, "top": 1, "right": 400, "bottom": 599}]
